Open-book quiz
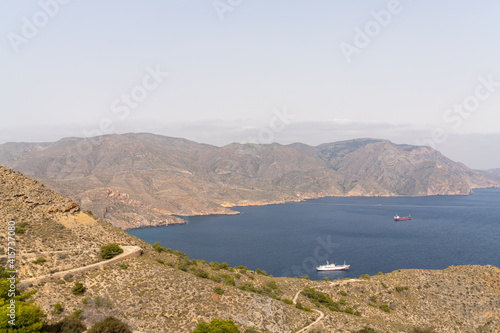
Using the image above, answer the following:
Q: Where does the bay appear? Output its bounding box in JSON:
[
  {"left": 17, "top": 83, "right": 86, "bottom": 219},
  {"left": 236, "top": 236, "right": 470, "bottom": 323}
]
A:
[{"left": 128, "top": 188, "right": 500, "bottom": 280}]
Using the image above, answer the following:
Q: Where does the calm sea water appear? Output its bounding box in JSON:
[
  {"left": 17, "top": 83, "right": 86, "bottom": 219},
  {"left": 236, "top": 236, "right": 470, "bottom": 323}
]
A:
[{"left": 128, "top": 189, "right": 500, "bottom": 280}]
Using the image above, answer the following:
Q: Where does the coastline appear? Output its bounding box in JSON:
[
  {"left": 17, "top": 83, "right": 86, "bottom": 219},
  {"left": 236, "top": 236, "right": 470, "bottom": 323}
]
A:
[{"left": 121, "top": 186, "right": 500, "bottom": 230}]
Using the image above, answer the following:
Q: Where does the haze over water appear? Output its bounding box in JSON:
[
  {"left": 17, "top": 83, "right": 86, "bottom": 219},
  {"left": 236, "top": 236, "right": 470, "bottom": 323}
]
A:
[{"left": 129, "top": 189, "right": 500, "bottom": 280}]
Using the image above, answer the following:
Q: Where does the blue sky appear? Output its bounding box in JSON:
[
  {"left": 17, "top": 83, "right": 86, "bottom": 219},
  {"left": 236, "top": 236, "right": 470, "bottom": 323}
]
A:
[{"left": 1, "top": 0, "right": 499, "bottom": 169}]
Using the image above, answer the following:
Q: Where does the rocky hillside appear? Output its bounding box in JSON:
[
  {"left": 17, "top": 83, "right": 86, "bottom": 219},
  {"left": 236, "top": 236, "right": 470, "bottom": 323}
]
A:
[
  {"left": 0, "top": 166, "right": 499, "bottom": 332},
  {"left": 0, "top": 134, "right": 498, "bottom": 229}
]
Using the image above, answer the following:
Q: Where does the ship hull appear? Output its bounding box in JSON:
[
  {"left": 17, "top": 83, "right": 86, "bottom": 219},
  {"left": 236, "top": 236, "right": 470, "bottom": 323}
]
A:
[
  {"left": 316, "top": 266, "right": 350, "bottom": 271},
  {"left": 394, "top": 216, "right": 411, "bottom": 221}
]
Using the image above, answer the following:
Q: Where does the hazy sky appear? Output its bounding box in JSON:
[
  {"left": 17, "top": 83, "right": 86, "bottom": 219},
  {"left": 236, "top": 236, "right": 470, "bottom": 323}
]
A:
[{"left": 1, "top": 1, "right": 499, "bottom": 169}]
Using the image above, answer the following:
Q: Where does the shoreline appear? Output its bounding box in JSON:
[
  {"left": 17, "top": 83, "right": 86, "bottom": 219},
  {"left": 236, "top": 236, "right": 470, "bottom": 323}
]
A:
[{"left": 122, "top": 186, "right": 500, "bottom": 231}]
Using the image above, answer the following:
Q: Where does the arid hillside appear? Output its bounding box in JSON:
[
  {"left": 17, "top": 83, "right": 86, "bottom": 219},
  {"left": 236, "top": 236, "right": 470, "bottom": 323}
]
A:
[
  {"left": 0, "top": 166, "right": 499, "bottom": 332},
  {"left": 0, "top": 134, "right": 497, "bottom": 229}
]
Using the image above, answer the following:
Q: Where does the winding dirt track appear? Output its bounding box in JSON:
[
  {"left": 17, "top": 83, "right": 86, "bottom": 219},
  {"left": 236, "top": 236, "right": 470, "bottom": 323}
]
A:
[
  {"left": 292, "top": 278, "right": 361, "bottom": 332},
  {"left": 293, "top": 289, "right": 325, "bottom": 333},
  {"left": 17, "top": 246, "right": 145, "bottom": 332},
  {"left": 20, "top": 246, "right": 142, "bottom": 286}
]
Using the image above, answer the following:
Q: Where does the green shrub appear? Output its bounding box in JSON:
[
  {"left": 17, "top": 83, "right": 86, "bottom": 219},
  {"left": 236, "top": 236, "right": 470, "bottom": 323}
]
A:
[
  {"left": 209, "top": 262, "right": 221, "bottom": 270},
  {"left": 120, "top": 263, "right": 128, "bottom": 269},
  {"left": 282, "top": 298, "right": 293, "bottom": 305},
  {"left": 214, "top": 287, "right": 225, "bottom": 295},
  {"left": 93, "top": 295, "right": 112, "bottom": 308},
  {"left": 300, "top": 275, "right": 310, "bottom": 280},
  {"left": 244, "top": 329, "right": 258, "bottom": 333},
  {"left": 72, "top": 309, "right": 83, "bottom": 320},
  {"left": 354, "top": 327, "right": 378, "bottom": 333},
  {"left": 194, "top": 318, "right": 240, "bottom": 333},
  {"left": 72, "top": 282, "right": 85, "bottom": 295},
  {"left": 156, "top": 259, "right": 165, "bottom": 264},
  {"left": 360, "top": 274, "right": 370, "bottom": 280},
  {"left": 193, "top": 269, "right": 209, "bottom": 279},
  {"left": 178, "top": 261, "right": 190, "bottom": 271},
  {"left": 221, "top": 274, "right": 235, "bottom": 286},
  {"left": 379, "top": 304, "right": 391, "bottom": 313},
  {"left": 15, "top": 222, "right": 29, "bottom": 234},
  {"left": 339, "top": 298, "right": 346, "bottom": 305},
  {"left": 237, "top": 266, "right": 248, "bottom": 274},
  {"left": 354, "top": 310, "right": 362, "bottom": 316},
  {"left": 152, "top": 242, "right": 166, "bottom": 253},
  {"left": 87, "top": 317, "right": 131, "bottom": 333},
  {"left": 42, "top": 316, "right": 87, "bottom": 333},
  {"left": 237, "top": 282, "right": 257, "bottom": 293},
  {"left": 344, "top": 307, "right": 354, "bottom": 314},
  {"left": 258, "top": 282, "right": 283, "bottom": 300},
  {"left": 173, "top": 250, "right": 184, "bottom": 257},
  {"left": 0, "top": 298, "right": 44, "bottom": 332},
  {"left": 395, "top": 286, "right": 408, "bottom": 293},
  {"left": 267, "top": 281, "right": 278, "bottom": 290},
  {"left": 339, "top": 290, "right": 347, "bottom": 296},
  {"left": 295, "top": 302, "right": 304, "bottom": 310},
  {"left": 53, "top": 303, "right": 64, "bottom": 314},
  {"left": 33, "top": 257, "right": 46, "bottom": 265},
  {"left": 369, "top": 295, "right": 377, "bottom": 303},
  {"left": 329, "top": 304, "right": 340, "bottom": 312},
  {"left": 210, "top": 275, "right": 222, "bottom": 283},
  {"left": 99, "top": 244, "right": 123, "bottom": 259},
  {"left": 255, "top": 268, "right": 267, "bottom": 276},
  {"left": 301, "top": 287, "right": 335, "bottom": 308}
]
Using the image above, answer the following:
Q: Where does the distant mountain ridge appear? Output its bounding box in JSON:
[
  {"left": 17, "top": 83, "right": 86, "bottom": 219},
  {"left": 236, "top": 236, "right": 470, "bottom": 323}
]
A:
[
  {"left": 0, "top": 133, "right": 498, "bottom": 229},
  {"left": 486, "top": 168, "right": 500, "bottom": 181}
]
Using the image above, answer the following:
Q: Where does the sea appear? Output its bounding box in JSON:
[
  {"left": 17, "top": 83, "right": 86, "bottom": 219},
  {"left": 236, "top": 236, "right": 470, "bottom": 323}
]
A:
[{"left": 128, "top": 188, "right": 500, "bottom": 281}]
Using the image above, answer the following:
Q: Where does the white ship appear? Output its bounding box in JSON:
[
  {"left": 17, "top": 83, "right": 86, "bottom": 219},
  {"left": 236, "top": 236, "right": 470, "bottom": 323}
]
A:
[{"left": 316, "top": 260, "right": 350, "bottom": 271}]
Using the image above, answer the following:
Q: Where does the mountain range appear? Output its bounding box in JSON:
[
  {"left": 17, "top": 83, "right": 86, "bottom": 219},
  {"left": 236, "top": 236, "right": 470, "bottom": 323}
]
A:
[
  {"left": 0, "top": 133, "right": 498, "bottom": 229},
  {"left": 487, "top": 168, "right": 500, "bottom": 180}
]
